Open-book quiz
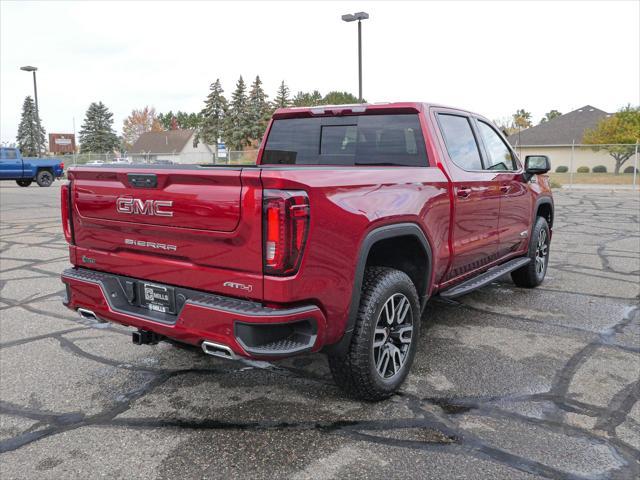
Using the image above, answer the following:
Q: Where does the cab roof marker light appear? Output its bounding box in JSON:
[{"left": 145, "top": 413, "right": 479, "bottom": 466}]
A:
[{"left": 310, "top": 108, "right": 326, "bottom": 115}]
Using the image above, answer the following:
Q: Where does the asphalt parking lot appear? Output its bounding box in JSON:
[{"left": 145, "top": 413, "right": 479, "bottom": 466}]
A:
[{"left": 0, "top": 182, "right": 638, "bottom": 479}]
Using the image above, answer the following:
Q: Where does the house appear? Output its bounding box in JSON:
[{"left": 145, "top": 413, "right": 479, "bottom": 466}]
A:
[
  {"left": 128, "top": 129, "right": 215, "bottom": 164},
  {"left": 507, "top": 106, "right": 617, "bottom": 173}
]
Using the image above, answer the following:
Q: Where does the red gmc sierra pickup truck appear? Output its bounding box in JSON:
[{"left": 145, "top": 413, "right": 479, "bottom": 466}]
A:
[{"left": 61, "top": 102, "right": 554, "bottom": 400}]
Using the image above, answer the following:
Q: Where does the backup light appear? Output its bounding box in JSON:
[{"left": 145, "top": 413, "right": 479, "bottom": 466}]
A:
[{"left": 263, "top": 190, "right": 310, "bottom": 276}]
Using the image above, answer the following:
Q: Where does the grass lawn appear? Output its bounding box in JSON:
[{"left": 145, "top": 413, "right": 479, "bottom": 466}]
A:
[{"left": 549, "top": 172, "right": 638, "bottom": 185}]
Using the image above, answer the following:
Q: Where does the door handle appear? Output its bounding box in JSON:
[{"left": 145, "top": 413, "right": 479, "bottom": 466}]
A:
[
  {"left": 457, "top": 187, "right": 471, "bottom": 198},
  {"left": 500, "top": 185, "right": 510, "bottom": 194}
]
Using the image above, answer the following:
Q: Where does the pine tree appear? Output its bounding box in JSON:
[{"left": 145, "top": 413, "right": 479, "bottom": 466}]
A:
[
  {"left": 176, "top": 111, "right": 202, "bottom": 130},
  {"left": 293, "top": 90, "right": 323, "bottom": 107},
  {"left": 197, "top": 79, "right": 228, "bottom": 152},
  {"left": 273, "top": 80, "right": 291, "bottom": 109},
  {"left": 247, "top": 75, "right": 270, "bottom": 143},
  {"left": 157, "top": 111, "right": 201, "bottom": 130},
  {"left": 16, "top": 96, "right": 46, "bottom": 156},
  {"left": 79, "top": 102, "right": 119, "bottom": 153},
  {"left": 222, "top": 76, "right": 252, "bottom": 151},
  {"left": 322, "top": 91, "right": 360, "bottom": 105}
]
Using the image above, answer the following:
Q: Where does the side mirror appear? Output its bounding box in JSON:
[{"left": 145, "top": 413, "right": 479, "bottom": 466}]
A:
[{"left": 524, "top": 155, "right": 550, "bottom": 181}]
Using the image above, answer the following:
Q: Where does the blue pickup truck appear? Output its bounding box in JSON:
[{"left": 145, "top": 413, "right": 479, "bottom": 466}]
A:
[{"left": 0, "top": 147, "right": 65, "bottom": 187}]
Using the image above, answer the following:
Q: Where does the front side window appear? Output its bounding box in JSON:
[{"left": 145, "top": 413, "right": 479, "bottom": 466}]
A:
[
  {"left": 437, "top": 114, "right": 483, "bottom": 170},
  {"left": 262, "top": 114, "right": 428, "bottom": 167},
  {"left": 4, "top": 149, "right": 17, "bottom": 159},
  {"left": 477, "top": 121, "right": 516, "bottom": 171}
]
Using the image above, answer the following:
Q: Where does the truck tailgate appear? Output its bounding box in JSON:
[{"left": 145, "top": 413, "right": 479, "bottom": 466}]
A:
[{"left": 68, "top": 167, "right": 264, "bottom": 299}]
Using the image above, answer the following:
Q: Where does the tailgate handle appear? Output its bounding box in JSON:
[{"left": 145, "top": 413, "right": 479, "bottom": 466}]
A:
[{"left": 128, "top": 174, "right": 157, "bottom": 188}]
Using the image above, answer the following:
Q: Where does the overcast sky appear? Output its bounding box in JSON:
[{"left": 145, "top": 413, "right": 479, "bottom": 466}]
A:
[{"left": 1, "top": 0, "right": 638, "bottom": 144}]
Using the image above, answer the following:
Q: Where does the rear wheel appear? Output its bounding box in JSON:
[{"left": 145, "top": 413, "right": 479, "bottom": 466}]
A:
[
  {"left": 36, "top": 170, "right": 54, "bottom": 187},
  {"left": 511, "top": 216, "right": 550, "bottom": 288},
  {"left": 328, "top": 267, "right": 421, "bottom": 401},
  {"left": 16, "top": 179, "right": 32, "bottom": 187}
]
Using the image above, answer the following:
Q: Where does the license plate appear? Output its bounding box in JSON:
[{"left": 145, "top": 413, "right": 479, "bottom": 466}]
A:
[{"left": 140, "top": 283, "right": 176, "bottom": 314}]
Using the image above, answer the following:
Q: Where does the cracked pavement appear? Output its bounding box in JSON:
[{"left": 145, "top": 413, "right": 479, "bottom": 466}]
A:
[{"left": 0, "top": 183, "right": 639, "bottom": 479}]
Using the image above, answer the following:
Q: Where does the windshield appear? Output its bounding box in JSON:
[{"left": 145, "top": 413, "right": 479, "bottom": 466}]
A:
[{"left": 262, "top": 114, "right": 428, "bottom": 167}]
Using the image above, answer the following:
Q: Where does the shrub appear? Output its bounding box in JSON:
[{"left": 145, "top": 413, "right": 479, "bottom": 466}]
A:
[
  {"left": 555, "top": 165, "right": 568, "bottom": 173},
  {"left": 592, "top": 165, "right": 607, "bottom": 173},
  {"left": 549, "top": 179, "right": 562, "bottom": 189},
  {"left": 623, "top": 165, "right": 639, "bottom": 174},
  {"left": 577, "top": 166, "right": 590, "bottom": 173}
]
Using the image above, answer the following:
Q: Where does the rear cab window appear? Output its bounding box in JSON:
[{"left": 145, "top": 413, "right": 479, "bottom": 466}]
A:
[
  {"left": 2, "top": 149, "right": 18, "bottom": 160},
  {"left": 262, "top": 114, "right": 428, "bottom": 167},
  {"left": 436, "top": 114, "right": 483, "bottom": 171}
]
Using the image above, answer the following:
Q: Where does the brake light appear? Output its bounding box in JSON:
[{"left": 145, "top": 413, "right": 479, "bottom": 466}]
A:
[
  {"left": 60, "top": 162, "right": 64, "bottom": 170},
  {"left": 61, "top": 183, "right": 74, "bottom": 244},
  {"left": 263, "top": 190, "right": 309, "bottom": 275}
]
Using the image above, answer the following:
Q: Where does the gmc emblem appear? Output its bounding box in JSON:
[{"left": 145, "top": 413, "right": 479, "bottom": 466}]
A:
[{"left": 116, "top": 197, "right": 173, "bottom": 217}]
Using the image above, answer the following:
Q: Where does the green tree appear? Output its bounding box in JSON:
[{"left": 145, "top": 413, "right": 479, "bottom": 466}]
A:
[
  {"left": 196, "top": 79, "right": 227, "bottom": 153},
  {"left": 539, "top": 110, "right": 562, "bottom": 124},
  {"left": 512, "top": 109, "right": 532, "bottom": 130},
  {"left": 273, "top": 80, "right": 291, "bottom": 109},
  {"left": 322, "top": 91, "right": 360, "bottom": 105},
  {"left": 223, "top": 76, "right": 252, "bottom": 150},
  {"left": 292, "top": 90, "right": 323, "bottom": 107},
  {"left": 16, "top": 96, "right": 46, "bottom": 156},
  {"left": 247, "top": 75, "right": 270, "bottom": 143},
  {"left": 583, "top": 105, "right": 640, "bottom": 174},
  {"left": 79, "top": 101, "right": 119, "bottom": 153},
  {"left": 177, "top": 111, "right": 201, "bottom": 129},
  {"left": 157, "top": 111, "right": 175, "bottom": 130},
  {"left": 157, "top": 111, "right": 202, "bottom": 130}
]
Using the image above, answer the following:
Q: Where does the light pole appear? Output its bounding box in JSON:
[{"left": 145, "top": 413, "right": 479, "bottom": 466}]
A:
[
  {"left": 20, "top": 65, "right": 40, "bottom": 156},
  {"left": 341, "top": 11, "right": 369, "bottom": 103},
  {"left": 20, "top": 66, "right": 39, "bottom": 119}
]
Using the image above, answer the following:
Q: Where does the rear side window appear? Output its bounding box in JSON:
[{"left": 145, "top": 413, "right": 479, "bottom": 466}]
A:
[
  {"left": 437, "top": 114, "right": 483, "bottom": 171},
  {"left": 262, "top": 114, "right": 428, "bottom": 166},
  {"left": 477, "top": 121, "right": 516, "bottom": 171}
]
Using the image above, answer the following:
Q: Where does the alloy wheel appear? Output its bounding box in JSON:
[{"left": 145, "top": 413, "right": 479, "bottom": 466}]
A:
[
  {"left": 372, "top": 293, "right": 414, "bottom": 379},
  {"left": 535, "top": 229, "right": 548, "bottom": 277},
  {"left": 39, "top": 172, "right": 53, "bottom": 186}
]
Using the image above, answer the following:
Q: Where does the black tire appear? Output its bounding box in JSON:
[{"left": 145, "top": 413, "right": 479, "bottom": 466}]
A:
[
  {"left": 16, "top": 179, "right": 32, "bottom": 187},
  {"left": 511, "top": 216, "right": 550, "bottom": 288},
  {"left": 36, "top": 170, "right": 54, "bottom": 187},
  {"left": 328, "top": 267, "right": 421, "bottom": 401}
]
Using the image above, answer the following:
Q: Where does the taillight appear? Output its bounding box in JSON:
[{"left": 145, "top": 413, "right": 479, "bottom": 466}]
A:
[
  {"left": 60, "top": 162, "right": 65, "bottom": 170},
  {"left": 263, "top": 190, "right": 310, "bottom": 276},
  {"left": 61, "top": 183, "right": 74, "bottom": 244}
]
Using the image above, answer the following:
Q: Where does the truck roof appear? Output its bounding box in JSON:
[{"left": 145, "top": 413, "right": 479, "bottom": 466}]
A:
[{"left": 273, "top": 102, "right": 481, "bottom": 119}]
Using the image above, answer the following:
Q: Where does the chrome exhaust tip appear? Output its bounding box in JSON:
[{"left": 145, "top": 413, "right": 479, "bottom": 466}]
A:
[
  {"left": 77, "top": 308, "right": 100, "bottom": 321},
  {"left": 201, "top": 341, "right": 237, "bottom": 360}
]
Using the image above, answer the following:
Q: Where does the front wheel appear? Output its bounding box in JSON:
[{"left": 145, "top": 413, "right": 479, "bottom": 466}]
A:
[
  {"left": 16, "top": 179, "right": 33, "bottom": 187},
  {"left": 511, "top": 216, "right": 550, "bottom": 288},
  {"left": 36, "top": 170, "right": 54, "bottom": 187},
  {"left": 328, "top": 267, "right": 421, "bottom": 401}
]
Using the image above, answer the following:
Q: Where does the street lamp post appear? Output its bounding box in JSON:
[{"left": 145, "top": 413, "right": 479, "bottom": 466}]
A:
[
  {"left": 20, "top": 66, "right": 39, "bottom": 119},
  {"left": 20, "top": 65, "right": 40, "bottom": 156},
  {"left": 341, "top": 11, "right": 369, "bottom": 103}
]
